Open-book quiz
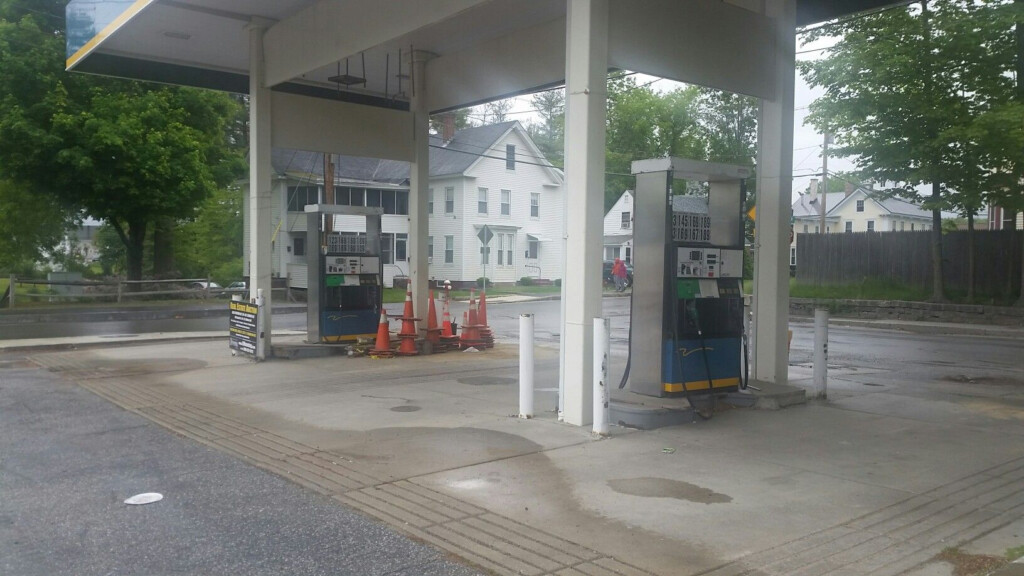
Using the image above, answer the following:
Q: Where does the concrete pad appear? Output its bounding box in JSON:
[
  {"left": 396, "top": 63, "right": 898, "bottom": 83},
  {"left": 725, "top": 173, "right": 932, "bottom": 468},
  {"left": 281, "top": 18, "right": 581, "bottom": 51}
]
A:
[{"left": 25, "top": 338, "right": 1024, "bottom": 576}]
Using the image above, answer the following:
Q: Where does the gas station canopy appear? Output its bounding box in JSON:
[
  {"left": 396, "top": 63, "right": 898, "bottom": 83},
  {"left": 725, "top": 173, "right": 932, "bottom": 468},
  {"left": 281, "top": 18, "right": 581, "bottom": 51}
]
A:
[{"left": 67, "top": 0, "right": 905, "bottom": 112}]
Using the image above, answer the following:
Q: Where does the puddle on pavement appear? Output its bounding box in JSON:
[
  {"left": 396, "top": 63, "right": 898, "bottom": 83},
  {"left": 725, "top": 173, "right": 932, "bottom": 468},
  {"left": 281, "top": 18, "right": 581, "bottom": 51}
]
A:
[
  {"left": 942, "top": 374, "right": 1022, "bottom": 386},
  {"left": 608, "top": 477, "right": 732, "bottom": 504},
  {"left": 389, "top": 405, "right": 421, "bottom": 412}
]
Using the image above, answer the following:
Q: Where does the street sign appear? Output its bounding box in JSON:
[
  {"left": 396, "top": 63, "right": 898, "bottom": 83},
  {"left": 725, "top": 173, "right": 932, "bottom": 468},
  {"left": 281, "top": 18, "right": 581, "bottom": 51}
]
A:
[{"left": 477, "top": 224, "right": 494, "bottom": 245}]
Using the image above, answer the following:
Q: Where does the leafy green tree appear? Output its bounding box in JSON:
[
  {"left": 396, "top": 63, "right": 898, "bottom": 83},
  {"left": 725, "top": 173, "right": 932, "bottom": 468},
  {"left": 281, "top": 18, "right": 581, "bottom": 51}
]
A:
[
  {"left": 800, "top": 0, "right": 1016, "bottom": 301},
  {"left": 0, "top": 178, "right": 70, "bottom": 271},
  {"left": 94, "top": 223, "right": 126, "bottom": 277},
  {"left": 0, "top": 4, "right": 244, "bottom": 287},
  {"left": 174, "top": 186, "right": 244, "bottom": 284}
]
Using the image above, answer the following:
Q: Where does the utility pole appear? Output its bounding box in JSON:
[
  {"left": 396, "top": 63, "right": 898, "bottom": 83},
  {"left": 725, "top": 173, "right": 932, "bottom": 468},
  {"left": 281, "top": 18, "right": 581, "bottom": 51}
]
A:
[{"left": 819, "top": 132, "right": 831, "bottom": 234}]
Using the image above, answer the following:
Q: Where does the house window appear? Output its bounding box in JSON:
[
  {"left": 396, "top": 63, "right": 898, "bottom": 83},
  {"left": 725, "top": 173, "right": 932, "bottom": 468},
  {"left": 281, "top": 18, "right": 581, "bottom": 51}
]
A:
[
  {"left": 366, "top": 189, "right": 381, "bottom": 208},
  {"left": 867, "top": 220, "right": 875, "bottom": 232},
  {"left": 334, "top": 187, "right": 350, "bottom": 205},
  {"left": 815, "top": 225, "right": 819, "bottom": 233},
  {"left": 287, "top": 186, "right": 320, "bottom": 212},
  {"left": 427, "top": 188, "right": 434, "bottom": 215},
  {"left": 395, "top": 233, "right": 408, "bottom": 261},
  {"left": 381, "top": 233, "right": 394, "bottom": 264},
  {"left": 826, "top": 226, "right": 830, "bottom": 233},
  {"left": 845, "top": 221, "right": 853, "bottom": 233},
  {"left": 527, "top": 239, "right": 539, "bottom": 259},
  {"left": 501, "top": 189, "right": 511, "bottom": 216},
  {"left": 911, "top": 223, "right": 915, "bottom": 231},
  {"left": 803, "top": 224, "right": 808, "bottom": 233},
  {"left": 856, "top": 200, "right": 865, "bottom": 212},
  {"left": 350, "top": 188, "right": 365, "bottom": 207},
  {"left": 480, "top": 242, "right": 490, "bottom": 265},
  {"left": 790, "top": 247, "right": 796, "bottom": 266},
  {"left": 504, "top": 233, "right": 514, "bottom": 266},
  {"left": 531, "top": 193, "right": 539, "bottom": 218},
  {"left": 900, "top": 221, "right": 905, "bottom": 231},
  {"left": 625, "top": 246, "right": 631, "bottom": 263},
  {"left": 445, "top": 187, "right": 455, "bottom": 214},
  {"left": 444, "top": 236, "right": 454, "bottom": 264},
  {"left": 506, "top": 144, "right": 516, "bottom": 170},
  {"left": 497, "top": 234, "right": 504, "bottom": 266},
  {"left": 478, "top": 188, "right": 488, "bottom": 214},
  {"left": 605, "top": 246, "right": 620, "bottom": 260},
  {"left": 293, "top": 236, "right": 306, "bottom": 257},
  {"left": 621, "top": 211, "right": 631, "bottom": 230},
  {"left": 396, "top": 190, "right": 408, "bottom": 215},
  {"left": 381, "top": 190, "right": 396, "bottom": 214}
]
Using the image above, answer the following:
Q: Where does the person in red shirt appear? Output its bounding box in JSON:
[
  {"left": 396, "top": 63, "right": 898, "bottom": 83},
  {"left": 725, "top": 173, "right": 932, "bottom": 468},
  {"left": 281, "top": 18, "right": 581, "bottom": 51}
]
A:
[{"left": 612, "top": 257, "right": 628, "bottom": 292}]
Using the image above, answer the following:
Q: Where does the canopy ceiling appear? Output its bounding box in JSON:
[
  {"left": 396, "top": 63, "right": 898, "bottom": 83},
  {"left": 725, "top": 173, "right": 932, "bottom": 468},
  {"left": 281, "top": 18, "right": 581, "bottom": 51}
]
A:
[{"left": 67, "top": 0, "right": 906, "bottom": 112}]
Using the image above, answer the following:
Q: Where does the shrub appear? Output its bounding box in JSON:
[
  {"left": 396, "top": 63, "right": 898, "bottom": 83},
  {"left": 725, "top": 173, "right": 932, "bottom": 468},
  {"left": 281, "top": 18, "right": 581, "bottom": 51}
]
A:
[
  {"left": 554, "top": 278, "right": 562, "bottom": 287},
  {"left": 519, "top": 276, "right": 534, "bottom": 286},
  {"left": 476, "top": 277, "right": 490, "bottom": 288}
]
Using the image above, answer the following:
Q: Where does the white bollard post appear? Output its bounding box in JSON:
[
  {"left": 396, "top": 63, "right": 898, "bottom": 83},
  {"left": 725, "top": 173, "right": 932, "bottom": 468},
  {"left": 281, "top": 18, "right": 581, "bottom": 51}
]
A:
[
  {"left": 519, "top": 314, "right": 534, "bottom": 419},
  {"left": 593, "top": 317, "right": 610, "bottom": 436},
  {"left": 8, "top": 274, "right": 15, "bottom": 309},
  {"left": 813, "top": 308, "right": 829, "bottom": 399}
]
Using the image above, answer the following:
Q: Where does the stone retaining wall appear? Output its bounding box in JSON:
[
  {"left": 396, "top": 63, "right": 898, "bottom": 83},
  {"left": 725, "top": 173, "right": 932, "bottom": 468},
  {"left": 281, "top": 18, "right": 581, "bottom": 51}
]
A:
[{"left": 790, "top": 298, "right": 1024, "bottom": 327}]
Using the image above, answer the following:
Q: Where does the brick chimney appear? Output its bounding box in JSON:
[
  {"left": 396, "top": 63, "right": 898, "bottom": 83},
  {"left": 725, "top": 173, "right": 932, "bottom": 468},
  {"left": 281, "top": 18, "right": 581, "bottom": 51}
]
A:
[
  {"left": 844, "top": 181, "right": 855, "bottom": 197},
  {"left": 808, "top": 178, "right": 818, "bottom": 202},
  {"left": 442, "top": 114, "right": 455, "bottom": 145}
]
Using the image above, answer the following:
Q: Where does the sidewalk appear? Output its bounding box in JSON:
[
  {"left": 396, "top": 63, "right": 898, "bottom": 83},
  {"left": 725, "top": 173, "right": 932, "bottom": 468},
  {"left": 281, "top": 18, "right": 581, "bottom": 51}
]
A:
[{"left": 10, "top": 331, "right": 1023, "bottom": 575}]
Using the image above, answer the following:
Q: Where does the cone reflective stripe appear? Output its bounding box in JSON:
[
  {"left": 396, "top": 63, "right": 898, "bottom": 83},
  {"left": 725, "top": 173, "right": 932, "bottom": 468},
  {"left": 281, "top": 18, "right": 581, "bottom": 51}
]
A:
[{"left": 370, "top": 312, "right": 394, "bottom": 358}]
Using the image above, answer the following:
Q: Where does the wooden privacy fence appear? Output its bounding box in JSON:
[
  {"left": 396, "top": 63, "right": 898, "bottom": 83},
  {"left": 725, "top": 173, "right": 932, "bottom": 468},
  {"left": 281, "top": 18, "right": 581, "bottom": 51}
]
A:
[{"left": 795, "top": 229, "right": 1023, "bottom": 296}]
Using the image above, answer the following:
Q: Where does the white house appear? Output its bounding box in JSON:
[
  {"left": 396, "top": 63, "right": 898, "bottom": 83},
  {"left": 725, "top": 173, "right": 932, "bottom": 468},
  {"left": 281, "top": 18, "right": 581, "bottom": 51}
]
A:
[
  {"left": 790, "top": 182, "right": 932, "bottom": 267},
  {"left": 244, "top": 121, "right": 565, "bottom": 288},
  {"left": 603, "top": 190, "right": 634, "bottom": 263}
]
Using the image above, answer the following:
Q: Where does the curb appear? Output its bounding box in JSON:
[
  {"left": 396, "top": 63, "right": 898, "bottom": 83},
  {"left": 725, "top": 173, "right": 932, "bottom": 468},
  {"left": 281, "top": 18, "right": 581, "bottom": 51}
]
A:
[{"left": 811, "top": 317, "right": 1024, "bottom": 339}]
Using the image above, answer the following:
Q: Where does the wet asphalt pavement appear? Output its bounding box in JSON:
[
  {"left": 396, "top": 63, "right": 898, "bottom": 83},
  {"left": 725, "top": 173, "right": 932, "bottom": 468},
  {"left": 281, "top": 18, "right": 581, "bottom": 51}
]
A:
[{"left": 0, "top": 356, "right": 481, "bottom": 576}]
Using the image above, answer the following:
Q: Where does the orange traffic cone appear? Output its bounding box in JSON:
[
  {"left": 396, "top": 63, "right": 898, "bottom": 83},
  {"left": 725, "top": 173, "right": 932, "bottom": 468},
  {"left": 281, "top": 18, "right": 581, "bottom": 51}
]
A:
[
  {"left": 402, "top": 288, "right": 415, "bottom": 319},
  {"left": 478, "top": 290, "right": 488, "bottom": 326},
  {"left": 441, "top": 296, "right": 453, "bottom": 338},
  {"left": 397, "top": 289, "right": 419, "bottom": 356},
  {"left": 477, "top": 289, "right": 494, "bottom": 349},
  {"left": 423, "top": 290, "right": 441, "bottom": 345},
  {"left": 370, "top": 312, "right": 394, "bottom": 358}
]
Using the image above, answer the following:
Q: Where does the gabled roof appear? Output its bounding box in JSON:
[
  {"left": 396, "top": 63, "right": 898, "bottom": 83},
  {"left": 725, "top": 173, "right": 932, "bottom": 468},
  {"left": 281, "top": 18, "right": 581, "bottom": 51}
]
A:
[
  {"left": 792, "top": 188, "right": 931, "bottom": 220},
  {"left": 270, "top": 120, "right": 541, "bottom": 185},
  {"left": 792, "top": 192, "right": 845, "bottom": 219}
]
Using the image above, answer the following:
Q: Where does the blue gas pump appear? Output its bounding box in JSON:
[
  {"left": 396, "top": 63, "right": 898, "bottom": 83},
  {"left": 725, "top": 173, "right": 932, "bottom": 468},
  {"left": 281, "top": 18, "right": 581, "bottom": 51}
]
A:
[
  {"left": 627, "top": 158, "right": 751, "bottom": 403},
  {"left": 305, "top": 204, "right": 384, "bottom": 343}
]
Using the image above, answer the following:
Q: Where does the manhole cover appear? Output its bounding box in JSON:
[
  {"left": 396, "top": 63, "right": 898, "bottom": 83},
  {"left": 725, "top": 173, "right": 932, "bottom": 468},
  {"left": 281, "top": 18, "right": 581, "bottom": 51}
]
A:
[
  {"left": 390, "top": 405, "right": 421, "bottom": 412},
  {"left": 457, "top": 376, "right": 516, "bottom": 386}
]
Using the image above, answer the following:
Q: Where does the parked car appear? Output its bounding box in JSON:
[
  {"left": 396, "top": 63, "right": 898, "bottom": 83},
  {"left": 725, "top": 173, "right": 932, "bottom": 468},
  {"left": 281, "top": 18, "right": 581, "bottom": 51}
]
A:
[
  {"left": 189, "top": 281, "right": 222, "bottom": 290},
  {"left": 602, "top": 260, "right": 633, "bottom": 288},
  {"left": 226, "top": 281, "right": 246, "bottom": 292}
]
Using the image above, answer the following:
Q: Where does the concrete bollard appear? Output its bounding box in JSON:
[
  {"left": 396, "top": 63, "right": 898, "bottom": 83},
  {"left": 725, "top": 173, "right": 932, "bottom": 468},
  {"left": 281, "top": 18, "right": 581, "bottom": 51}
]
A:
[
  {"left": 813, "top": 308, "right": 829, "bottom": 399},
  {"left": 519, "top": 314, "right": 534, "bottom": 419},
  {"left": 592, "top": 317, "right": 610, "bottom": 436}
]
